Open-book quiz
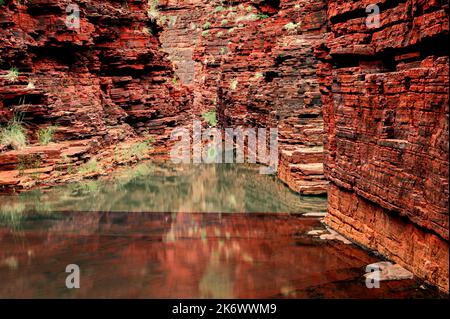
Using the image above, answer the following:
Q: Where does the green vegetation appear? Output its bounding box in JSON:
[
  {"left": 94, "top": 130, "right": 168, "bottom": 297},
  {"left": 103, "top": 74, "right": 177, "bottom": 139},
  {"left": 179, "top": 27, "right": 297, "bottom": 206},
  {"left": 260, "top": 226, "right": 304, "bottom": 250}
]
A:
[
  {"left": 214, "top": 6, "right": 224, "bottom": 13},
  {"left": 203, "top": 21, "right": 211, "bottom": 30},
  {"left": 256, "top": 13, "right": 269, "bottom": 20},
  {"left": 78, "top": 159, "right": 101, "bottom": 174},
  {"left": 284, "top": 22, "right": 298, "bottom": 31},
  {"left": 0, "top": 115, "right": 27, "bottom": 150},
  {"left": 114, "top": 135, "right": 154, "bottom": 163},
  {"left": 147, "top": 0, "right": 160, "bottom": 22},
  {"left": 2, "top": 67, "right": 19, "bottom": 82},
  {"left": 202, "top": 30, "right": 210, "bottom": 37},
  {"left": 130, "top": 142, "right": 150, "bottom": 160},
  {"left": 142, "top": 27, "right": 152, "bottom": 35},
  {"left": 37, "top": 126, "right": 57, "bottom": 145},
  {"left": 201, "top": 110, "right": 218, "bottom": 127},
  {"left": 16, "top": 154, "right": 41, "bottom": 177},
  {"left": 253, "top": 72, "right": 264, "bottom": 80}
]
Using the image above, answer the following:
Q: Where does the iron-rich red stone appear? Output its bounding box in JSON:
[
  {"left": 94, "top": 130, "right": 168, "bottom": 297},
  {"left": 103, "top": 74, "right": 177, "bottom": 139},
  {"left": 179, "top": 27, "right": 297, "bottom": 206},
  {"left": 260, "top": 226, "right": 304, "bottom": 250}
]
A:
[
  {"left": 160, "top": 0, "right": 328, "bottom": 194},
  {"left": 316, "top": 0, "right": 449, "bottom": 292},
  {"left": 0, "top": 0, "right": 192, "bottom": 191}
]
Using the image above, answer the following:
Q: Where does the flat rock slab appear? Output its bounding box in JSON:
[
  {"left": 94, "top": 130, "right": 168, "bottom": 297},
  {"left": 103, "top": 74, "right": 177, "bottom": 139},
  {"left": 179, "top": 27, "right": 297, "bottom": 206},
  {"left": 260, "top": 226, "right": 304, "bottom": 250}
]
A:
[{"left": 364, "top": 262, "right": 414, "bottom": 281}]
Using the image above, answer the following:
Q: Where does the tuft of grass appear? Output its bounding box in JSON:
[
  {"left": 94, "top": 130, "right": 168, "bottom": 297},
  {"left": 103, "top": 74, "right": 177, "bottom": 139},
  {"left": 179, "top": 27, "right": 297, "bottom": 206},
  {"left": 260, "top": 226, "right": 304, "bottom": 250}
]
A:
[
  {"left": 130, "top": 143, "right": 147, "bottom": 160},
  {"left": 78, "top": 159, "right": 101, "bottom": 174},
  {"left": 0, "top": 115, "right": 27, "bottom": 150},
  {"left": 2, "top": 67, "right": 19, "bottom": 82},
  {"left": 114, "top": 137, "right": 154, "bottom": 163},
  {"left": 201, "top": 110, "right": 218, "bottom": 127},
  {"left": 230, "top": 78, "right": 238, "bottom": 91},
  {"left": 142, "top": 27, "right": 152, "bottom": 35},
  {"left": 284, "top": 22, "right": 298, "bottom": 31},
  {"left": 253, "top": 72, "right": 264, "bottom": 80},
  {"left": 203, "top": 21, "right": 211, "bottom": 30},
  {"left": 256, "top": 13, "right": 269, "bottom": 20},
  {"left": 202, "top": 30, "right": 210, "bottom": 37},
  {"left": 214, "top": 6, "right": 224, "bottom": 13},
  {"left": 37, "top": 126, "right": 57, "bottom": 145},
  {"left": 147, "top": 0, "right": 160, "bottom": 21}
]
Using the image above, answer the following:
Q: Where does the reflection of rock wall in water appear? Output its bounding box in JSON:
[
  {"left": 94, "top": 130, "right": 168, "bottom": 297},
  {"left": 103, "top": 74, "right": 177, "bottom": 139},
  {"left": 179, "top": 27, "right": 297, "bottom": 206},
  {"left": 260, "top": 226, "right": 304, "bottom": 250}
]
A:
[
  {"left": 316, "top": 0, "right": 449, "bottom": 292},
  {"left": 1, "top": 212, "right": 427, "bottom": 298},
  {"left": 0, "top": 163, "right": 327, "bottom": 214}
]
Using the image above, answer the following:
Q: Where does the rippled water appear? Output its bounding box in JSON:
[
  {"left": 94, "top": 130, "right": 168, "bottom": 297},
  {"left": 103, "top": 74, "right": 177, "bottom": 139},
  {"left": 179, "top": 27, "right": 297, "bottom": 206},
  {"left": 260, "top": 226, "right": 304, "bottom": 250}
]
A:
[{"left": 0, "top": 162, "right": 444, "bottom": 298}]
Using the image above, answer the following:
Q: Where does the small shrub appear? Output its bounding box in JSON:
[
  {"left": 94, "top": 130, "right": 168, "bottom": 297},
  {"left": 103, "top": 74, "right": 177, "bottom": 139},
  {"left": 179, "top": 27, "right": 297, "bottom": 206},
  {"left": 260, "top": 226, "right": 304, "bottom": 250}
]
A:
[
  {"left": 214, "top": 6, "right": 224, "bottom": 13},
  {"left": 284, "top": 22, "right": 298, "bottom": 31},
  {"left": 203, "top": 22, "right": 211, "bottom": 30},
  {"left": 37, "top": 126, "right": 57, "bottom": 145},
  {"left": 253, "top": 72, "right": 264, "bottom": 80},
  {"left": 201, "top": 110, "right": 218, "bottom": 127},
  {"left": 142, "top": 27, "right": 152, "bottom": 35},
  {"left": 257, "top": 13, "right": 269, "bottom": 20},
  {"left": 2, "top": 67, "right": 19, "bottom": 82},
  {"left": 0, "top": 116, "right": 27, "bottom": 150},
  {"left": 78, "top": 159, "right": 100, "bottom": 174},
  {"left": 130, "top": 142, "right": 149, "bottom": 160},
  {"left": 16, "top": 154, "right": 41, "bottom": 176},
  {"left": 147, "top": 0, "right": 159, "bottom": 21},
  {"left": 202, "top": 30, "right": 210, "bottom": 37}
]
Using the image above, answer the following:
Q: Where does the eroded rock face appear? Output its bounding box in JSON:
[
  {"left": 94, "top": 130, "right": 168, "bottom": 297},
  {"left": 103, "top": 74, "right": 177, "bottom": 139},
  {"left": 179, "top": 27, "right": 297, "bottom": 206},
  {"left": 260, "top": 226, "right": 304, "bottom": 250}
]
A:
[
  {"left": 316, "top": 0, "right": 449, "bottom": 291},
  {"left": 0, "top": 0, "right": 191, "bottom": 191},
  {"left": 160, "top": 0, "right": 328, "bottom": 194}
]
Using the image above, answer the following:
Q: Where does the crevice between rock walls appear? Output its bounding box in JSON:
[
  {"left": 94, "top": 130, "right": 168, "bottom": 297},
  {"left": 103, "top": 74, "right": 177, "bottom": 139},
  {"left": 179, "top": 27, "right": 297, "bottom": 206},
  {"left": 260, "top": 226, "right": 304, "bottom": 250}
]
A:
[{"left": 159, "top": 0, "right": 329, "bottom": 195}]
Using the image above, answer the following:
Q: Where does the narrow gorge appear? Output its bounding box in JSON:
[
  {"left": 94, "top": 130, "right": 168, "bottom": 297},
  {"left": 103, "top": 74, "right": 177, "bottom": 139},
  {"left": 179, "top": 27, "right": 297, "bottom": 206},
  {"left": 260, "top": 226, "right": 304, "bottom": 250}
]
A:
[{"left": 0, "top": 0, "right": 448, "bottom": 297}]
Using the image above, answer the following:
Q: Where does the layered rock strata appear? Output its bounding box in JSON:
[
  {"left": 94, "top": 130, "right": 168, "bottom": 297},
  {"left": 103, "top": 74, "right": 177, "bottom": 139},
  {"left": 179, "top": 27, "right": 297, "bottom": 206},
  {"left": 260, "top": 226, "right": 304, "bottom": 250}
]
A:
[
  {"left": 0, "top": 0, "right": 191, "bottom": 192},
  {"left": 159, "top": 0, "right": 329, "bottom": 194},
  {"left": 316, "top": 0, "right": 449, "bottom": 291}
]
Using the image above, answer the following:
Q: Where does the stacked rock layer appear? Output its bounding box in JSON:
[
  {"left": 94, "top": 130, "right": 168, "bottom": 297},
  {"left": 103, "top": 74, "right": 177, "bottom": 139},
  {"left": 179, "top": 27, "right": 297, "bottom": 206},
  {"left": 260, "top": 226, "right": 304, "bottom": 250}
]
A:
[{"left": 316, "top": 0, "right": 449, "bottom": 291}]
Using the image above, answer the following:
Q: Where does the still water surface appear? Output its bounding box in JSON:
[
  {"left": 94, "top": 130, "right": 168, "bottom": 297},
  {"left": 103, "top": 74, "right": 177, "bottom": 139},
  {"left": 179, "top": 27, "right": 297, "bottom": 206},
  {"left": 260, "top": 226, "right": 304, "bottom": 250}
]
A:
[{"left": 0, "top": 162, "right": 443, "bottom": 298}]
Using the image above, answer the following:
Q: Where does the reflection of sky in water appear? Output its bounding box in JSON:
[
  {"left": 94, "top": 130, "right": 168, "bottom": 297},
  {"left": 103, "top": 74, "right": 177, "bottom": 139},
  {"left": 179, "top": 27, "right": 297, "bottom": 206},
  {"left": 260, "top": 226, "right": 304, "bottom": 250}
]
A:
[{"left": 0, "top": 162, "right": 327, "bottom": 215}]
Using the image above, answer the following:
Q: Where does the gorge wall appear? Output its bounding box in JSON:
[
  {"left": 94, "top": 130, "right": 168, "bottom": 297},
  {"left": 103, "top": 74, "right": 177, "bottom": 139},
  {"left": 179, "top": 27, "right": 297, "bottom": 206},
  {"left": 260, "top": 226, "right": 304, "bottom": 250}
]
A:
[
  {"left": 0, "top": 0, "right": 449, "bottom": 293},
  {"left": 0, "top": 0, "right": 191, "bottom": 191},
  {"left": 316, "top": 0, "right": 449, "bottom": 291},
  {"left": 159, "top": 0, "right": 329, "bottom": 194}
]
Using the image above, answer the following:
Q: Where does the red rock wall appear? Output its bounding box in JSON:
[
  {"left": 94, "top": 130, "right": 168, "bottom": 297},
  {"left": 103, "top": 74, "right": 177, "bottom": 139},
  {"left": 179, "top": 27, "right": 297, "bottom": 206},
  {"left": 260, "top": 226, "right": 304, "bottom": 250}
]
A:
[
  {"left": 0, "top": 0, "right": 191, "bottom": 191},
  {"left": 316, "top": 0, "right": 449, "bottom": 291},
  {"left": 160, "top": 0, "right": 329, "bottom": 194}
]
